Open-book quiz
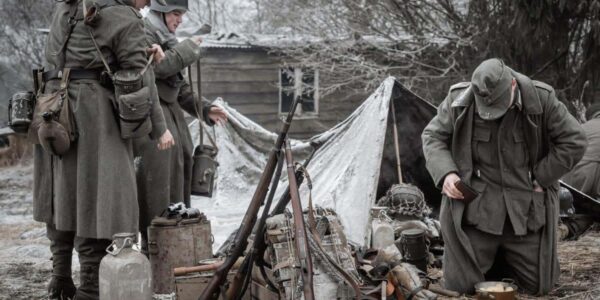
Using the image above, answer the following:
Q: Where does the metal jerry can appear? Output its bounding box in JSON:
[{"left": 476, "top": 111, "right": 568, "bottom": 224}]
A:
[
  {"left": 147, "top": 217, "right": 213, "bottom": 294},
  {"left": 99, "top": 232, "right": 152, "bottom": 300}
]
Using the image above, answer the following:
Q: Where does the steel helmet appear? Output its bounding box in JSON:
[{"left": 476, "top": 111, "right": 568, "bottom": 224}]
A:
[{"left": 150, "top": 0, "right": 188, "bottom": 13}]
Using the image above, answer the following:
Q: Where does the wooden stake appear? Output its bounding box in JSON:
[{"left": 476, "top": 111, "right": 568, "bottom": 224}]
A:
[{"left": 391, "top": 99, "right": 403, "bottom": 184}]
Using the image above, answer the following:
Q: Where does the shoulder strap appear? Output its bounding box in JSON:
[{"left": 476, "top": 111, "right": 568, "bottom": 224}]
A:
[
  {"left": 188, "top": 63, "right": 218, "bottom": 153},
  {"left": 83, "top": 0, "right": 114, "bottom": 76},
  {"left": 56, "top": 0, "right": 83, "bottom": 69}
]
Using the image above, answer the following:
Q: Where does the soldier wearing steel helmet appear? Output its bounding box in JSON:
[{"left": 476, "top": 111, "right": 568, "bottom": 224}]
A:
[
  {"left": 422, "top": 58, "right": 586, "bottom": 295},
  {"left": 134, "top": 0, "right": 227, "bottom": 253},
  {"left": 34, "top": 0, "right": 173, "bottom": 299}
]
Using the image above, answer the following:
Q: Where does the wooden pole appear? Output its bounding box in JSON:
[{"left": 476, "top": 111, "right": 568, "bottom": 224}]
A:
[{"left": 390, "top": 99, "right": 403, "bottom": 184}]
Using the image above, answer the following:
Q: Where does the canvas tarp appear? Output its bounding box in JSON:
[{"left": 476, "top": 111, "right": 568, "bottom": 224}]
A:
[{"left": 190, "top": 77, "right": 438, "bottom": 251}]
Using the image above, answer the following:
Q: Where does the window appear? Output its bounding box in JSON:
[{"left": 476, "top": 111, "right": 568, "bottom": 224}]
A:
[{"left": 279, "top": 67, "right": 319, "bottom": 117}]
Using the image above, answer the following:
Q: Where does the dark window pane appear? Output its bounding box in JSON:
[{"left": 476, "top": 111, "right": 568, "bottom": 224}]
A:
[
  {"left": 280, "top": 67, "right": 295, "bottom": 113},
  {"left": 301, "top": 69, "right": 315, "bottom": 112}
]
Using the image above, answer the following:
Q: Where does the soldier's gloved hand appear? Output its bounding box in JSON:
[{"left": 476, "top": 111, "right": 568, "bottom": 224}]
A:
[
  {"left": 147, "top": 44, "right": 165, "bottom": 64},
  {"left": 157, "top": 129, "right": 175, "bottom": 150},
  {"left": 442, "top": 172, "right": 464, "bottom": 200}
]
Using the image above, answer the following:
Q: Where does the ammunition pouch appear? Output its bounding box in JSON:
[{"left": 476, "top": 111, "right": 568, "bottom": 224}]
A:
[
  {"left": 8, "top": 91, "right": 35, "bottom": 134},
  {"left": 113, "top": 70, "right": 152, "bottom": 139}
]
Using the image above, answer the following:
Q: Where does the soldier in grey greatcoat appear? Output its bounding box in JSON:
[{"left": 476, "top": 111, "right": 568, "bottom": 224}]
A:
[
  {"left": 34, "top": 0, "right": 173, "bottom": 299},
  {"left": 563, "top": 103, "right": 600, "bottom": 199},
  {"left": 422, "top": 58, "right": 586, "bottom": 295},
  {"left": 134, "top": 0, "right": 227, "bottom": 252}
]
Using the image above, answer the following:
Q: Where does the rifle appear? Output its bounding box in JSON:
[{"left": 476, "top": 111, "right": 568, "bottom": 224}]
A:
[
  {"left": 228, "top": 148, "right": 318, "bottom": 299},
  {"left": 198, "top": 98, "right": 302, "bottom": 300},
  {"left": 226, "top": 151, "right": 285, "bottom": 300},
  {"left": 284, "top": 139, "right": 315, "bottom": 300}
]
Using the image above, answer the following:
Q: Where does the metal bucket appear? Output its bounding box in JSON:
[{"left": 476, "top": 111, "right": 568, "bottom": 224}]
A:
[
  {"left": 147, "top": 217, "right": 213, "bottom": 294},
  {"left": 397, "top": 228, "right": 428, "bottom": 272}
]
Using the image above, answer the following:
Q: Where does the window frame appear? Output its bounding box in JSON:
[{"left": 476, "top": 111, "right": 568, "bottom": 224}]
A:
[{"left": 278, "top": 66, "right": 319, "bottom": 118}]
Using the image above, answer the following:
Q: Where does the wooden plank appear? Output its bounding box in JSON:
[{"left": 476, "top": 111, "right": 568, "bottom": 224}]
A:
[
  {"left": 204, "top": 92, "right": 279, "bottom": 105},
  {"left": 201, "top": 81, "right": 279, "bottom": 95},
  {"left": 232, "top": 103, "right": 280, "bottom": 115},
  {"left": 200, "top": 63, "right": 282, "bottom": 71},
  {"left": 201, "top": 68, "right": 279, "bottom": 83},
  {"left": 200, "top": 51, "right": 278, "bottom": 65}
]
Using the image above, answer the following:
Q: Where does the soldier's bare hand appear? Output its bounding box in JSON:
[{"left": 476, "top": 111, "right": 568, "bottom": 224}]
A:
[
  {"left": 208, "top": 106, "right": 228, "bottom": 126},
  {"left": 191, "top": 36, "right": 203, "bottom": 46},
  {"left": 533, "top": 180, "right": 544, "bottom": 193},
  {"left": 147, "top": 44, "right": 165, "bottom": 64},
  {"left": 442, "top": 173, "right": 464, "bottom": 200},
  {"left": 158, "top": 129, "right": 175, "bottom": 150}
]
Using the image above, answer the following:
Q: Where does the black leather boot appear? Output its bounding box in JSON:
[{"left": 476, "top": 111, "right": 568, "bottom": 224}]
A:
[
  {"left": 74, "top": 237, "right": 111, "bottom": 300},
  {"left": 47, "top": 225, "right": 76, "bottom": 300},
  {"left": 48, "top": 274, "right": 77, "bottom": 300},
  {"left": 74, "top": 265, "right": 100, "bottom": 300}
]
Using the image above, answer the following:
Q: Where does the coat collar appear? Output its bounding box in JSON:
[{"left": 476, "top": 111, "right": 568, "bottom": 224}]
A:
[{"left": 451, "top": 69, "right": 543, "bottom": 115}]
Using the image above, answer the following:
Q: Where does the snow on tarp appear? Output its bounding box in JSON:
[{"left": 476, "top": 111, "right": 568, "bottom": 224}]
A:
[{"left": 190, "top": 77, "right": 396, "bottom": 251}]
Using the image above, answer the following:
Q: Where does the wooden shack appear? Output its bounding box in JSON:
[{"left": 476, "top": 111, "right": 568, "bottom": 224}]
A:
[{"left": 197, "top": 34, "right": 369, "bottom": 139}]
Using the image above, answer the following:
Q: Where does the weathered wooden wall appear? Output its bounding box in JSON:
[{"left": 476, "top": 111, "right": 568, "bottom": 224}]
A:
[{"left": 197, "top": 48, "right": 368, "bottom": 139}]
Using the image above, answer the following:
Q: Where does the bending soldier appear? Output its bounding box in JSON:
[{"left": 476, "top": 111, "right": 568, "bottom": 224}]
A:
[
  {"left": 135, "top": 0, "right": 228, "bottom": 253},
  {"left": 422, "top": 58, "right": 586, "bottom": 295},
  {"left": 34, "top": 0, "right": 173, "bottom": 299}
]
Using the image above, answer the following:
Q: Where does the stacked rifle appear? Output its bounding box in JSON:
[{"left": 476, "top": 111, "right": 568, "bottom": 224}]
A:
[{"left": 198, "top": 98, "right": 323, "bottom": 300}]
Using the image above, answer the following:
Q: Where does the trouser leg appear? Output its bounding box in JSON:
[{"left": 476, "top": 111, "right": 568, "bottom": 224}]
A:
[
  {"left": 502, "top": 229, "right": 542, "bottom": 294},
  {"left": 47, "top": 224, "right": 76, "bottom": 300},
  {"left": 74, "top": 237, "right": 111, "bottom": 300},
  {"left": 463, "top": 226, "right": 502, "bottom": 275}
]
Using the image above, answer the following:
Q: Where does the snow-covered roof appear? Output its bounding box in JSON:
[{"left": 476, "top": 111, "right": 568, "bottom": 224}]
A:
[
  {"left": 192, "top": 33, "right": 322, "bottom": 50},
  {"left": 187, "top": 32, "right": 415, "bottom": 50}
]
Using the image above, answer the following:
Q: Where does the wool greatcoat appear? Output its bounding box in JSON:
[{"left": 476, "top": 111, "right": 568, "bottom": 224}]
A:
[
  {"left": 33, "top": 0, "right": 167, "bottom": 239},
  {"left": 563, "top": 113, "right": 600, "bottom": 199},
  {"left": 422, "top": 69, "right": 586, "bottom": 294},
  {"left": 134, "top": 13, "right": 213, "bottom": 232}
]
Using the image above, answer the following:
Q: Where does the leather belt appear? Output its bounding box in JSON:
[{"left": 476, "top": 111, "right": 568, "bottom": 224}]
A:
[{"left": 42, "top": 68, "right": 103, "bottom": 82}]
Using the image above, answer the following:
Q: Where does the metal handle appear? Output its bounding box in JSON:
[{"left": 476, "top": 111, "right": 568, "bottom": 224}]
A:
[{"left": 106, "top": 237, "right": 133, "bottom": 256}]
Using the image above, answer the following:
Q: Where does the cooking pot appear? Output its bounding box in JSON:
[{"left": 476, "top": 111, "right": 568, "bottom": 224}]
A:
[{"left": 475, "top": 280, "right": 518, "bottom": 300}]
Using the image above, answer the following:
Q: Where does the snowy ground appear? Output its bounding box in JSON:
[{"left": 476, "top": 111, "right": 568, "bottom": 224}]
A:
[
  {"left": 0, "top": 163, "right": 80, "bottom": 299},
  {"left": 0, "top": 163, "right": 599, "bottom": 299}
]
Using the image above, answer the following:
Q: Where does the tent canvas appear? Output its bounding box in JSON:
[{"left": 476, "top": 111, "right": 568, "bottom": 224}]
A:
[{"left": 190, "top": 77, "right": 439, "bottom": 251}]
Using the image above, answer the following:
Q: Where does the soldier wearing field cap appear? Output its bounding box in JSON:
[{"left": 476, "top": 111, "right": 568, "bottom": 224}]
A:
[{"left": 422, "top": 58, "right": 587, "bottom": 295}]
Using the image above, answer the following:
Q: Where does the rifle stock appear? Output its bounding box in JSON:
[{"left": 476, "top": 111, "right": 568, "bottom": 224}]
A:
[{"left": 198, "top": 99, "right": 301, "bottom": 300}]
